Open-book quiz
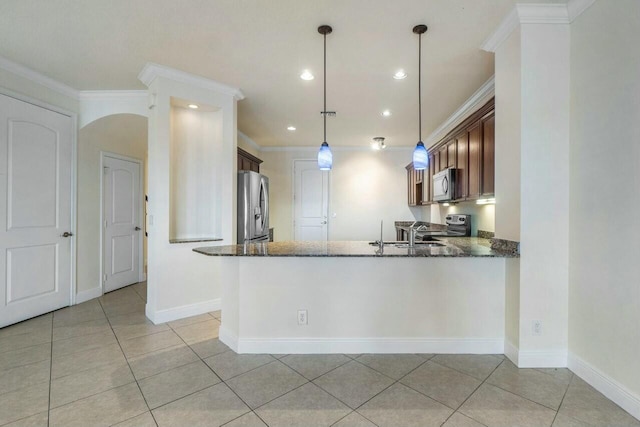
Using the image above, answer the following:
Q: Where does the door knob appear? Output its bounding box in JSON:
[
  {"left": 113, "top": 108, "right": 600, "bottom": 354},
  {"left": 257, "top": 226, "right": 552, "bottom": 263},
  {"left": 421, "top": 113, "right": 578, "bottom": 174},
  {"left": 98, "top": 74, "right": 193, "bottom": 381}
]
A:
[
  {"left": 61, "top": 232, "right": 73, "bottom": 237},
  {"left": 135, "top": 226, "right": 141, "bottom": 231}
]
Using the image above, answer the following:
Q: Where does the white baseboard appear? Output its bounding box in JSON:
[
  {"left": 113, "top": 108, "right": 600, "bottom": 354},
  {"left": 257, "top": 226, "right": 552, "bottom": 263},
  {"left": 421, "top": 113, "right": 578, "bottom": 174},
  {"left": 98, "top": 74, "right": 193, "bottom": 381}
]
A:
[
  {"left": 516, "top": 349, "right": 567, "bottom": 368},
  {"left": 568, "top": 353, "right": 640, "bottom": 421},
  {"left": 75, "top": 287, "right": 102, "bottom": 304},
  {"left": 146, "top": 298, "right": 220, "bottom": 324},
  {"left": 219, "top": 325, "right": 239, "bottom": 353},
  {"left": 230, "top": 337, "right": 503, "bottom": 355},
  {"left": 504, "top": 339, "right": 519, "bottom": 365},
  {"left": 503, "top": 340, "right": 567, "bottom": 368}
]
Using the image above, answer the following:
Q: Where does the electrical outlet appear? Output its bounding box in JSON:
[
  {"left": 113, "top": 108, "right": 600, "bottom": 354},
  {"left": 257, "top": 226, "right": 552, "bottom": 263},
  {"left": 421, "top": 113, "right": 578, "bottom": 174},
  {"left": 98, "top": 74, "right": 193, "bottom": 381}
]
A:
[
  {"left": 297, "top": 310, "right": 308, "bottom": 326},
  {"left": 532, "top": 320, "right": 542, "bottom": 336}
]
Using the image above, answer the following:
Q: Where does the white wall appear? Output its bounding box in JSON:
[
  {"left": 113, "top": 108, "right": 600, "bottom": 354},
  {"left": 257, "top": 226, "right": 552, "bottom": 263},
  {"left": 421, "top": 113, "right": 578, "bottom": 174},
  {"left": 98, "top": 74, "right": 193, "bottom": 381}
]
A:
[
  {"left": 77, "top": 114, "right": 148, "bottom": 294},
  {"left": 170, "top": 107, "right": 223, "bottom": 240},
  {"left": 143, "top": 69, "right": 239, "bottom": 322},
  {"left": 569, "top": 0, "right": 640, "bottom": 414},
  {"left": 224, "top": 257, "right": 506, "bottom": 354},
  {"left": 260, "top": 148, "right": 421, "bottom": 242},
  {"left": 494, "top": 28, "right": 521, "bottom": 242},
  {"left": 518, "top": 22, "right": 571, "bottom": 361}
]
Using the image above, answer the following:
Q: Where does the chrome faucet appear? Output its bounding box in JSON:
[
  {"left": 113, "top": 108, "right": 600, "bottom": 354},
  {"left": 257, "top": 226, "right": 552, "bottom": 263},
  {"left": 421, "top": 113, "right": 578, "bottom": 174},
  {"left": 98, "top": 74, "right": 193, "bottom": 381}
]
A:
[{"left": 408, "top": 227, "right": 417, "bottom": 248}]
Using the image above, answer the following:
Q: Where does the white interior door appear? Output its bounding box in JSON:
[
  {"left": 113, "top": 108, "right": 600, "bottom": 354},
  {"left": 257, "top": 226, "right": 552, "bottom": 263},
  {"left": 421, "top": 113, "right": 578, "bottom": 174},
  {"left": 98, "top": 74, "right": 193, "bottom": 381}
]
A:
[
  {"left": 103, "top": 155, "right": 141, "bottom": 293},
  {"left": 0, "top": 93, "right": 73, "bottom": 328},
  {"left": 293, "top": 160, "right": 329, "bottom": 241}
]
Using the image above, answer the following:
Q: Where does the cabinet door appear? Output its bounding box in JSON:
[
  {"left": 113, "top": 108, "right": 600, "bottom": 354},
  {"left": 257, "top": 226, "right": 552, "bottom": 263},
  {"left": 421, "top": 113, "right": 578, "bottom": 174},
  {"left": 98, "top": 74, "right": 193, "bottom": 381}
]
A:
[
  {"left": 407, "top": 167, "right": 415, "bottom": 206},
  {"left": 447, "top": 141, "right": 456, "bottom": 168},
  {"left": 481, "top": 112, "right": 495, "bottom": 196},
  {"left": 433, "top": 151, "right": 441, "bottom": 173},
  {"left": 467, "top": 121, "right": 482, "bottom": 199},
  {"left": 422, "top": 166, "right": 430, "bottom": 205},
  {"left": 250, "top": 160, "right": 260, "bottom": 172},
  {"left": 455, "top": 131, "right": 468, "bottom": 200},
  {"left": 439, "top": 146, "right": 448, "bottom": 171}
]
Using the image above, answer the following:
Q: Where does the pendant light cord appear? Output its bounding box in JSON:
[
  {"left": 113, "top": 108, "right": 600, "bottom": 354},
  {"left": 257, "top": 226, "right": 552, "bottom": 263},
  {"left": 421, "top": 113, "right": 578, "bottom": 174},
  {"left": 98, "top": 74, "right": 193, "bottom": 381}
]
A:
[
  {"left": 323, "top": 32, "right": 327, "bottom": 144},
  {"left": 418, "top": 32, "right": 422, "bottom": 143}
]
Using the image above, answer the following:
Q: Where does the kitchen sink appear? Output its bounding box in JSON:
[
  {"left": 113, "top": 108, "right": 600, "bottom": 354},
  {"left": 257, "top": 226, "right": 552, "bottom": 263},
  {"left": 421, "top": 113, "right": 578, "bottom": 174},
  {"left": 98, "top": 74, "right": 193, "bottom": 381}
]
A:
[
  {"left": 394, "top": 242, "right": 445, "bottom": 248},
  {"left": 368, "top": 238, "right": 441, "bottom": 246}
]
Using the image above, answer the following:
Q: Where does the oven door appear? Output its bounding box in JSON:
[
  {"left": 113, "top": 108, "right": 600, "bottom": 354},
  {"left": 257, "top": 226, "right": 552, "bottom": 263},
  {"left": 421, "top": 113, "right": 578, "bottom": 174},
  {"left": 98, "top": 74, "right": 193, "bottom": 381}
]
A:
[{"left": 433, "top": 169, "right": 452, "bottom": 202}]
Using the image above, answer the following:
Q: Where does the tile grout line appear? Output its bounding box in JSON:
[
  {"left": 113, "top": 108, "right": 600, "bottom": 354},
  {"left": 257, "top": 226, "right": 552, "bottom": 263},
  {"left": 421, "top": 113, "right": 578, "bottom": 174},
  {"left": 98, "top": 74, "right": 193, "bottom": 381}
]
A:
[
  {"left": 549, "top": 371, "right": 575, "bottom": 426},
  {"left": 341, "top": 356, "right": 440, "bottom": 427},
  {"left": 451, "top": 358, "right": 505, "bottom": 418},
  {"left": 97, "top": 294, "right": 159, "bottom": 427},
  {"left": 166, "top": 322, "right": 265, "bottom": 426}
]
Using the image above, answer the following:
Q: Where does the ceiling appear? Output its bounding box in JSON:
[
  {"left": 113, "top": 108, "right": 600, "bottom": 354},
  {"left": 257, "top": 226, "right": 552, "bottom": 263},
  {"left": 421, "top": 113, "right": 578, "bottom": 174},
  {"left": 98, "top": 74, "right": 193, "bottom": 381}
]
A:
[{"left": 0, "top": 0, "right": 527, "bottom": 147}]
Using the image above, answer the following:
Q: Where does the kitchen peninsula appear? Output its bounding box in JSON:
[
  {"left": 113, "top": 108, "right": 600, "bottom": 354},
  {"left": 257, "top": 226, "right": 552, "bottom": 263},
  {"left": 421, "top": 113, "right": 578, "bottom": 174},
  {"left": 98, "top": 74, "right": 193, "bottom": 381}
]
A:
[{"left": 195, "top": 238, "right": 518, "bottom": 355}]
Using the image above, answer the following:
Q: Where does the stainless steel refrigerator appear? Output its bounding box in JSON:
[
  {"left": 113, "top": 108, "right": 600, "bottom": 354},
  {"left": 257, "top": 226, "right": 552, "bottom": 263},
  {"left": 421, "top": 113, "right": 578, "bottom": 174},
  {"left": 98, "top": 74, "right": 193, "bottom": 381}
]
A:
[{"left": 237, "top": 171, "right": 270, "bottom": 243}]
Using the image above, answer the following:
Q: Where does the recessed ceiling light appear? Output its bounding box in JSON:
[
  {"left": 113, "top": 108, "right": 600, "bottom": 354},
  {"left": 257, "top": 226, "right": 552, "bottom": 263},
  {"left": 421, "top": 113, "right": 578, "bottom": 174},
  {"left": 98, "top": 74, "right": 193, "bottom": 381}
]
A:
[
  {"left": 287, "top": 126, "right": 296, "bottom": 131},
  {"left": 381, "top": 110, "right": 392, "bottom": 117},
  {"left": 372, "top": 137, "right": 386, "bottom": 150},
  {"left": 300, "top": 70, "right": 314, "bottom": 80},
  {"left": 188, "top": 104, "right": 199, "bottom": 109},
  {"left": 393, "top": 70, "right": 407, "bottom": 80}
]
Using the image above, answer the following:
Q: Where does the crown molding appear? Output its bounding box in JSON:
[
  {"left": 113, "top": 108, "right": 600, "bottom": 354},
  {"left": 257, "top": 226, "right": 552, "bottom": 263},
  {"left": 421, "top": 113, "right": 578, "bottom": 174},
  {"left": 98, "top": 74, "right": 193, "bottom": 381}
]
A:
[
  {"left": 237, "top": 131, "right": 261, "bottom": 151},
  {"left": 259, "top": 145, "right": 412, "bottom": 153},
  {"left": 424, "top": 75, "right": 495, "bottom": 149},
  {"left": 481, "top": 3, "right": 573, "bottom": 52},
  {"left": 481, "top": 8, "right": 520, "bottom": 53},
  {"left": 517, "top": 4, "right": 570, "bottom": 24},
  {"left": 138, "top": 62, "right": 245, "bottom": 101},
  {"left": 0, "top": 54, "right": 79, "bottom": 100},
  {"left": 78, "top": 90, "right": 147, "bottom": 100},
  {"left": 567, "top": 0, "right": 596, "bottom": 22}
]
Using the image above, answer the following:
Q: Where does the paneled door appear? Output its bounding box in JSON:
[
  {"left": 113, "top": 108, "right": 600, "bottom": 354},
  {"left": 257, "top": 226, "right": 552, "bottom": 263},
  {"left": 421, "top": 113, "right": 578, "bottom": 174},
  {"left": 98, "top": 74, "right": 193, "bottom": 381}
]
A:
[
  {"left": 293, "top": 160, "right": 329, "bottom": 241},
  {"left": 0, "top": 94, "right": 73, "bottom": 327},
  {"left": 103, "top": 155, "right": 142, "bottom": 292}
]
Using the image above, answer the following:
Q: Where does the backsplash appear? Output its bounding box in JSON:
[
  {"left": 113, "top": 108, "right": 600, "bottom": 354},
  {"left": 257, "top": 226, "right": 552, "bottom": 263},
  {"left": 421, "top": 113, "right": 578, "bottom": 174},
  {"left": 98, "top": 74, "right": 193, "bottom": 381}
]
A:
[{"left": 422, "top": 201, "right": 495, "bottom": 235}]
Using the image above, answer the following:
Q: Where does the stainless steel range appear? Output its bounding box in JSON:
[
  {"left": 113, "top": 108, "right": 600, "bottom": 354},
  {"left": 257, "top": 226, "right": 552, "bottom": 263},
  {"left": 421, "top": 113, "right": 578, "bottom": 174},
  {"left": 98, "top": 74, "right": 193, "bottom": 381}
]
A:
[{"left": 396, "top": 214, "right": 472, "bottom": 240}]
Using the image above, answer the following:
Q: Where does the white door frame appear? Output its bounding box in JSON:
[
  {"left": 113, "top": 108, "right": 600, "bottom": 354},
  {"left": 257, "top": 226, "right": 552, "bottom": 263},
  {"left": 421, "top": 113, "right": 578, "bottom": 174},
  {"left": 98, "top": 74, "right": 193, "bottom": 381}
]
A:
[
  {"left": 0, "top": 86, "right": 78, "bottom": 305},
  {"left": 99, "top": 151, "right": 145, "bottom": 295},
  {"left": 291, "top": 158, "right": 330, "bottom": 240}
]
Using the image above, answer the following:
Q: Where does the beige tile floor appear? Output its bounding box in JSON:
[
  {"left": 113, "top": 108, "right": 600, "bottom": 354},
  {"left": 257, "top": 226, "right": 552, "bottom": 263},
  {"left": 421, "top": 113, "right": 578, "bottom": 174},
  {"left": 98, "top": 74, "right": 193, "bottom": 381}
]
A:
[{"left": 1, "top": 283, "right": 639, "bottom": 427}]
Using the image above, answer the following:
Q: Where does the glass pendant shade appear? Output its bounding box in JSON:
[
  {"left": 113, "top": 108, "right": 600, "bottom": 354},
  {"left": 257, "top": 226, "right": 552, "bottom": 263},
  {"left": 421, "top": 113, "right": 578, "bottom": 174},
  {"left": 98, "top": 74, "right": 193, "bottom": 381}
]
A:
[
  {"left": 318, "top": 142, "right": 333, "bottom": 170},
  {"left": 413, "top": 141, "right": 428, "bottom": 170}
]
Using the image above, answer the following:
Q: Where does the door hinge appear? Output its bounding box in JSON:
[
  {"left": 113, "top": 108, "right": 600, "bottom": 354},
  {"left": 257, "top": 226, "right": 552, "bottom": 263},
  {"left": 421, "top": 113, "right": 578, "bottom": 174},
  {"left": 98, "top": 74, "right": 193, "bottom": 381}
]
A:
[
  {"left": 104, "top": 220, "right": 108, "bottom": 229},
  {"left": 103, "top": 274, "right": 107, "bottom": 283},
  {"left": 103, "top": 166, "right": 109, "bottom": 175}
]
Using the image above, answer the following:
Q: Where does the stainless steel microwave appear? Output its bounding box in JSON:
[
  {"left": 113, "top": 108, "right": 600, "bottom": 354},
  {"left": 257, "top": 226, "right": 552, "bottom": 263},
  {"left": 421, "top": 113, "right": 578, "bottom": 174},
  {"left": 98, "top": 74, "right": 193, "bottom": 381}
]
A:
[{"left": 433, "top": 168, "right": 456, "bottom": 202}]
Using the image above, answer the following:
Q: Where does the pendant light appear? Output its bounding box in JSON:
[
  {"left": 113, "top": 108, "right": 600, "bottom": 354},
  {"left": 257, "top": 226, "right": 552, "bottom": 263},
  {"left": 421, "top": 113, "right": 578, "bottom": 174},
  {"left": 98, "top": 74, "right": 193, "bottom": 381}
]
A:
[
  {"left": 317, "top": 25, "right": 334, "bottom": 170},
  {"left": 412, "top": 24, "right": 429, "bottom": 170}
]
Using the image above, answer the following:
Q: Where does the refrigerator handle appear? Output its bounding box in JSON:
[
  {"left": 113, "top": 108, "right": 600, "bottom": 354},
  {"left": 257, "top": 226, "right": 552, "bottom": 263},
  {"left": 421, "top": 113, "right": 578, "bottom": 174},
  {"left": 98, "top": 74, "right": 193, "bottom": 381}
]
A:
[{"left": 261, "top": 177, "right": 269, "bottom": 232}]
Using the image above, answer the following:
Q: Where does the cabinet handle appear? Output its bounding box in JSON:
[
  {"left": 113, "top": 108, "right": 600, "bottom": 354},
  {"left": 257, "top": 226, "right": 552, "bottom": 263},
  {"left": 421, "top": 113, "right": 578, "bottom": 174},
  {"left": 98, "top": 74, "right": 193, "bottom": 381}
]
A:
[{"left": 61, "top": 232, "right": 73, "bottom": 238}]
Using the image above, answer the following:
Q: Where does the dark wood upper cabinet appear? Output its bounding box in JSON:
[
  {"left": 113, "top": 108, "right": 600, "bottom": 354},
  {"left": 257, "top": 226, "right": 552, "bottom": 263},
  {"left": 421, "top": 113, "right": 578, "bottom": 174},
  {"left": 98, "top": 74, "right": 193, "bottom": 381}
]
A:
[
  {"left": 467, "top": 121, "right": 482, "bottom": 200},
  {"left": 439, "top": 146, "right": 448, "bottom": 171},
  {"left": 481, "top": 112, "right": 495, "bottom": 196},
  {"left": 405, "top": 98, "right": 495, "bottom": 206},
  {"left": 447, "top": 141, "right": 456, "bottom": 168},
  {"left": 455, "top": 131, "right": 468, "bottom": 200},
  {"left": 238, "top": 148, "right": 263, "bottom": 173}
]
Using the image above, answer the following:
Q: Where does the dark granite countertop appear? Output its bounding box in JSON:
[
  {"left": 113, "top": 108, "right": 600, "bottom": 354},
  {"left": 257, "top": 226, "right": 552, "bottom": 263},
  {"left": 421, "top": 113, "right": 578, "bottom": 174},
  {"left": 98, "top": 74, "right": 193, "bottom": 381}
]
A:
[{"left": 193, "top": 237, "right": 518, "bottom": 258}]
